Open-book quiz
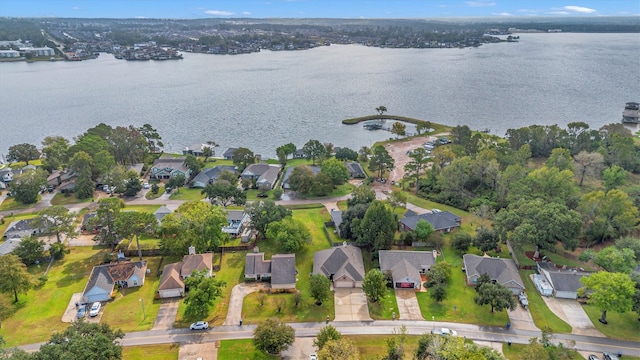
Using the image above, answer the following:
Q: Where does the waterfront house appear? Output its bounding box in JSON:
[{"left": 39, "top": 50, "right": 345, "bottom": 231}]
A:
[
  {"left": 281, "top": 165, "right": 320, "bottom": 190},
  {"left": 191, "top": 165, "right": 236, "bottom": 188},
  {"left": 0, "top": 169, "right": 13, "bottom": 182},
  {"left": 82, "top": 260, "right": 147, "bottom": 303},
  {"left": 240, "top": 163, "right": 282, "bottom": 189},
  {"left": 150, "top": 157, "right": 191, "bottom": 180},
  {"left": 462, "top": 254, "right": 525, "bottom": 295},
  {"left": 313, "top": 244, "right": 365, "bottom": 288},
  {"left": 379, "top": 250, "right": 437, "bottom": 289},
  {"left": 399, "top": 210, "right": 461, "bottom": 233},
  {"left": 346, "top": 162, "right": 366, "bottom": 178},
  {"left": 183, "top": 143, "right": 216, "bottom": 157},
  {"left": 222, "top": 148, "right": 238, "bottom": 160},
  {"left": 293, "top": 149, "right": 305, "bottom": 159}
]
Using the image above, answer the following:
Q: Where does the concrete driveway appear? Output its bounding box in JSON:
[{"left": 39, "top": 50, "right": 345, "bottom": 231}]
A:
[
  {"left": 334, "top": 288, "right": 372, "bottom": 321},
  {"left": 281, "top": 337, "right": 316, "bottom": 360},
  {"left": 224, "top": 282, "right": 267, "bottom": 325},
  {"left": 394, "top": 289, "right": 424, "bottom": 320},
  {"left": 153, "top": 298, "right": 180, "bottom": 330},
  {"left": 62, "top": 292, "right": 85, "bottom": 322},
  {"left": 542, "top": 297, "right": 604, "bottom": 337},
  {"left": 507, "top": 303, "right": 538, "bottom": 331}
]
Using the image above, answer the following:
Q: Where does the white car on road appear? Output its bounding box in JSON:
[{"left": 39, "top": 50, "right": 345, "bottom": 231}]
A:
[
  {"left": 431, "top": 327, "right": 457, "bottom": 336},
  {"left": 190, "top": 321, "right": 209, "bottom": 330}
]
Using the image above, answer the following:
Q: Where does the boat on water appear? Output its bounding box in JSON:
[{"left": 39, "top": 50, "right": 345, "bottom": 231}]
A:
[{"left": 622, "top": 102, "right": 640, "bottom": 124}]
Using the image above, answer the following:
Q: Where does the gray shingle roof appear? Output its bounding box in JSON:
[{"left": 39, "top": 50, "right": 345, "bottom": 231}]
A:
[
  {"left": 192, "top": 165, "right": 236, "bottom": 187},
  {"left": 223, "top": 148, "right": 238, "bottom": 158},
  {"left": 330, "top": 210, "right": 343, "bottom": 231},
  {"left": 245, "top": 253, "right": 271, "bottom": 276},
  {"left": 346, "top": 162, "right": 365, "bottom": 177},
  {"left": 463, "top": 254, "right": 524, "bottom": 290},
  {"left": 400, "top": 210, "right": 461, "bottom": 231},
  {"left": 271, "top": 254, "right": 296, "bottom": 285},
  {"left": 538, "top": 262, "right": 589, "bottom": 293},
  {"left": 313, "top": 245, "right": 365, "bottom": 282},
  {"left": 379, "top": 250, "right": 436, "bottom": 274},
  {"left": 155, "top": 206, "right": 173, "bottom": 222}
]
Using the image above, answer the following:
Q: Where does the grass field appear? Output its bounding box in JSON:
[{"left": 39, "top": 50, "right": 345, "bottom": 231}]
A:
[
  {"left": 0, "top": 212, "right": 38, "bottom": 237},
  {"left": 368, "top": 288, "right": 399, "bottom": 320},
  {"left": 169, "top": 187, "right": 205, "bottom": 201},
  {"left": 520, "top": 270, "right": 572, "bottom": 333},
  {"left": 145, "top": 186, "right": 165, "bottom": 200},
  {"left": 122, "top": 343, "right": 179, "bottom": 360},
  {"left": 347, "top": 334, "right": 420, "bottom": 360},
  {"left": 123, "top": 204, "right": 161, "bottom": 213},
  {"left": 218, "top": 339, "right": 277, "bottom": 359},
  {"left": 502, "top": 343, "right": 583, "bottom": 360},
  {"left": 415, "top": 243, "right": 510, "bottom": 327},
  {"left": 0, "top": 246, "right": 111, "bottom": 346},
  {"left": 50, "top": 193, "right": 92, "bottom": 206},
  {"left": 0, "top": 196, "right": 40, "bottom": 211},
  {"left": 241, "top": 208, "right": 335, "bottom": 323},
  {"left": 582, "top": 304, "right": 640, "bottom": 342}
]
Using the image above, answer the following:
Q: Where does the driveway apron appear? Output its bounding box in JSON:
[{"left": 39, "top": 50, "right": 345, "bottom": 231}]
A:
[
  {"left": 394, "top": 289, "right": 424, "bottom": 320},
  {"left": 153, "top": 298, "right": 180, "bottom": 330},
  {"left": 333, "top": 288, "right": 372, "bottom": 321},
  {"left": 224, "top": 282, "right": 266, "bottom": 325}
]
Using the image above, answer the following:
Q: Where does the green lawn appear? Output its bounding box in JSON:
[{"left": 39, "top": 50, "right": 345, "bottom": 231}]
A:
[
  {"left": 145, "top": 186, "right": 165, "bottom": 200},
  {"left": 218, "top": 339, "right": 277, "bottom": 359},
  {"left": 520, "top": 270, "right": 572, "bottom": 333},
  {"left": 175, "top": 250, "right": 246, "bottom": 327},
  {"left": 347, "top": 334, "right": 420, "bottom": 360},
  {"left": 203, "top": 158, "right": 236, "bottom": 168},
  {"left": 0, "top": 196, "right": 40, "bottom": 211},
  {"left": 123, "top": 204, "right": 161, "bottom": 213},
  {"left": 169, "top": 187, "right": 205, "bottom": 201},
  {"left": 122, "top": 235, "right": 162, "bottom": 250},
  {"left": 514, "top": 244, "right": 594, "bottom": 271},
  {"left": 241, "top": 208, "right": 335, "bottom": 323},
  {"left": 50, "top": 193, "right": 93, "bottom": 206},
  {"left": 415, "top": 243, "right": 510, "bottom": 327},
  {"left": 122, "top": 343, "right": 179, "bottom": 360},
  {"left": 295, "top": 183, "right": 355, "bottom": 200},
  {"left": 0, "top": 246, "right": 111, "bottom": 346},
  {"left": 100, "top": 257, "right": 163, "bottom": 332},
  {"left": 582, "top": 304, "right": 640, "bottom": 342},
  {"left": 502, "top": 343, "right": 583, "bottom": 360},
  {"left": 368, "top": 288, "right": 399, "bottom": 320}
]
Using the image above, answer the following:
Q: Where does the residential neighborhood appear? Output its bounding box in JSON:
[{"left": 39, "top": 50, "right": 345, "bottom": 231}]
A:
[{"left": 0, "top": 119, "right": 639, "bottom": 360}]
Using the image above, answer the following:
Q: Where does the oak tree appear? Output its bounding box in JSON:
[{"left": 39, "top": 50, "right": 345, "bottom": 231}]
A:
[
  {"left": 362, "top": 269, "right": 387, "bottom": 303},
  {"left": 579, "top": 271, "right": 635, "bottom": 324},
  {"left": 0, "top": 254, "right": 36, "bottom": 303}
]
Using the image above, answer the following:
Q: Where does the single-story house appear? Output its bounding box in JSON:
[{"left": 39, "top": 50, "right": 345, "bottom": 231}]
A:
[
  {"left": 244, "top": 250, "right": 297, "bottom": 290},
  {"left": 462, "top": 254, "right": 525, "bottom": 295},
  {"left": 58, "top": 179, "right": 76, "bottom": 193},
  {"left": 240, "top": 163, "right": 282, "bottom": 189},
  {"left": 329, "top": 209, "right": 343, "bottom": 237},
  {"left": 535, "top": 262, "right": 590, "bottom": 299},
  {"left": 157, "top": 247, "right": 214, "bottom": 298},
  {"left": 191, "top": 165, "right": 236, "bottom": 188},
  {"left": 81, "top": 260, "right": 147, "bottom": 303},
  {"left": 292, "top": 149, "right": 305, "bottom": 159},
  {"left": 313, "top": 245, "right": 365, "bottom": 288},
  {"left": 345, "top": 162, "right": 366, "bottom": 178},
  {"left": 222, "top": 210, "right": 249, "bottom": 236},
  {"left": 154, "top": 205, "right": 173, "bottom": 224},
  {"left": 126, "top": 163, "right": 144, "bottom": 176},
  {"left": 47, "top": 170, "right": 62, "bottom": 187},
  {"left": 222, "top": 148, "right": 237, "bottom": 160},
  {"left": 379, "top": 250, "right": 437, "bottom": 289},
  {"left": 150, "top": 157, "right": 191, "bottom": 180},
  {"left": 399, "top": 210, "right": 462, "bottom": 233},
  {"left": 183, "top": 143, "right": 215, "bottom": 157},
  {"left": 3, "top": 218, "right": 49, "bottom": 239},
  {"left": 0, "top": 238, "right": 22, "bottom": 256},
  {"left": 281, "top": 165, "right": 320, "bottom": 190}
]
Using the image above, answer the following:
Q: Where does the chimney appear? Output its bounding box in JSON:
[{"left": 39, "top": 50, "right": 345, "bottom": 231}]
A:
[
  {"left": 253, "top": 246, "right": 259, "bottom": 253},
  {"left": 188, "top": 246, "right": 195, "bottom": 255}
]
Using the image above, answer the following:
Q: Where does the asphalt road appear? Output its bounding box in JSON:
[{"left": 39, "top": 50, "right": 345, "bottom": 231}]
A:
[{"left": 17, "top": 320, "right": 640, "bottom": 356}]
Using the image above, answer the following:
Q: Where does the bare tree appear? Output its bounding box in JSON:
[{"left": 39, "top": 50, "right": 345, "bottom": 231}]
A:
[{"left": 574, "top": 151, "right": 605, "bottom": 187}]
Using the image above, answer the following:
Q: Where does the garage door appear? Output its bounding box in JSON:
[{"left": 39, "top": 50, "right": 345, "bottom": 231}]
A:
[
  {"left": 334, "top": 279, "right": 354, "bottom": 288},
  {"left": 396, "top": 282, "right": 414, "bottom": 289},
  {"left": 159, "top": 289, "right": 182, "bottom": 298}
]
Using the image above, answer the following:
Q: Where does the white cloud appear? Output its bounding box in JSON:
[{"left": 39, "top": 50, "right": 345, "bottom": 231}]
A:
[
  {"left": 493, "top": 12, "right": 512, "bottom": 16},
  {"left": 205, "top": 10, "right": 235, "bottom": 16},
  {"left": 465, "top": 1, "right": 496, "bottom": 7},
  {"left": 135, "top": 16, "right": 148, "bottom": 19},
  {"left": 242, "top": 11, "right": 252, "bottom": 15},
  {"left": 70, "top": 6, "right": 80, "bottom": 10},
  {"left": 561, "top": 5, "right": 597, "bottom": 14}
]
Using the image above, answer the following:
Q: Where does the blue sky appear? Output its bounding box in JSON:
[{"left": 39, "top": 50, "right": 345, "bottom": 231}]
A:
[{"left": 1, "top": 0, "right": 638, "bottom": 18}]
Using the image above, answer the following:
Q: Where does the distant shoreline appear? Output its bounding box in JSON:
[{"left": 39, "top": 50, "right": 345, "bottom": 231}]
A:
[{"left": 342, "top": 115, "right": 451, "bottom": 133}]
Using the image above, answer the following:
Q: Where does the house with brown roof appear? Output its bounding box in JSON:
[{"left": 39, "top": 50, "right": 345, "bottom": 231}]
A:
[
  {"left": 244, "top": 249, "right": 297, "bottom": 290},
  {"left": 379, "top": 250, "right": 437, "bottom": 289},
  {"left": 313, "top": 245, "right": 365, "bottom": 288},
  {"left": 81, "top": 260, "right": 147, "bottom": 303},
  {"left": 157, "top": 247, "right": 214, "bottom": 298}
]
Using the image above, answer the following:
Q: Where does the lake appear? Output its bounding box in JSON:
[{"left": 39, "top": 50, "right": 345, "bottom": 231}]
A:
[{"left": 0, "top": 32, "right": 638, "bottom": 158}]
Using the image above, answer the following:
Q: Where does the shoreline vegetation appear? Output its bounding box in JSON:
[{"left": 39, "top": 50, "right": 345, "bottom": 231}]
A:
[{"left": 342, "top": 114, "right": 451, "bottom": 133}]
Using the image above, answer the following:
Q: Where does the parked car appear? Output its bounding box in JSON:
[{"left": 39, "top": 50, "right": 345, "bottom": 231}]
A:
[
  {"left": 603, "top": 353, "right": 619, "bottom": 360},
  {"left": 89, "top": 302, "right": 101, "bottom": 317},
  {"left": 309, "top": 353, "right": 318, "bottom": 360},
  {"left": 142, "top": 182, "right": 150, "bottom": 189},
  {"left": 588, "top": 355, "right": 600, "bottom": 360},
  {"left": 76, "top": 304, "right": 87, "bottom": 319},
  {"left": 431, "top": 208, "right": 442, "bottom": 213},
  {"left": 431, "top": 328, "right": 457, "bottom": 336},
  {"left": 190, "top": 321, "right": 209, "bottom": 330}
]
